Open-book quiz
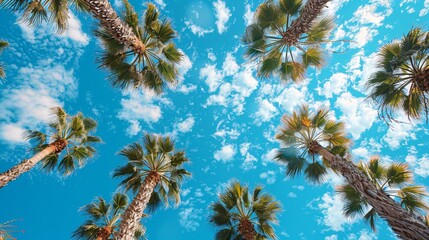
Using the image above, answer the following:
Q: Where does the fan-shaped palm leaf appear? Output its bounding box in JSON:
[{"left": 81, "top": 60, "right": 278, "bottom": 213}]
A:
[
  {"left": 209, "top": 180, "right": 281, "bottom": 240},
  {"left": 367, "top": 27, "right": 429, "bottom": 123},
  {"left": 0, "top": 107, "right": 100, "bottom": 188},
  {"left": 244, "top": 0, "right": 334, "bottom": 83},
  {"left": 114, "top": 133, "right": 191, "bottom": 239},
  {"left": 275, "top": 105, "right": 350, "bottom": 183}
]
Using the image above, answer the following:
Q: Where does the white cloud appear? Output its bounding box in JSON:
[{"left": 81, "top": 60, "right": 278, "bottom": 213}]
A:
[
  {"left": 344, "top": 1, "right": 392, "bottom": 48},
  {"left": 405, "top": 147, "right": 429, "bottom": 177},
  {"left": 118, "top": 89, "right": 170, "bottom": 136},
  {"left": 61, "top": 12, "right": 89, "bottom": 45},
  {"left": 260, "top": 170, "right": 276, "bottom": 184},
  {"left": 213, "top": 0, "right": 231, "bottom": 34},
  {"left": 317, "top": 193, "right": 356, "bottom": 231},
  {"left": 262, "top": 148, "right": 278, "bottom": 166},
  {"left": 419, "top": 0, "right": 429, "bottom": 16},
  {"left": 243, "top": 4, "right": 254, "bottom": 26},
  {"left": 177, "top": 116, "right": 195, "bottom": 133},
  {"left": 200, "top": 64, "right": 223, "bottom": 92},
  {"left": 325, "top": 235, "right": 338, "bottom": 240},
  {"left": 154, "top": 0, "right": 166, "bottom": 9},
  {"left": 320, "top": 73, "right": 348, "bottom": 98},
  {"left": 214, "top": 144, "right": 236, "bottom": 162},
  {"left": 204, "top": 53, "right": 258, "bottom": 114},
  {"left": 272, "top": 85, "right": 307, "bottom": 113},
  {"left": 288, "top": 192, "right": 297, "bottom": 198},
  {"left": 254, "top": 99, "right": 278, "bottom": 124},
  {"left": 241, "top": 153, "right": 257, "bottom": 171},
  {"left": 222, "top": 53, "right": 239, "bottom": 76},
  {"left": 177, "top": 51, "right": 193, "bottom": 82},
  {"left": 0, "top": 64, "right": 77, "bottom": 144},
  {"left": 178, "top": 207, "right": 203, "bottom": 231},
  {"left": 335, "top": 92, "right": 377, "bottom": 140},
  {"left": 383, "top": 115, "right": 418, "bottom": 149},
  {"left": 184, "top": 20, "right": 214, "bottom": 37}
]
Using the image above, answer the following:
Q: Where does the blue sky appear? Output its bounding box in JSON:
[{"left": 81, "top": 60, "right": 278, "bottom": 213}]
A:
[{"left": 1, "top": 0, "right": 429, "bottom": 239}]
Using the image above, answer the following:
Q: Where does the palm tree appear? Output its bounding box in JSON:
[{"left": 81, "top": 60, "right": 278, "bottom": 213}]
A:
[
  {"left": 275, "top": 105, "right": 429, "bottom": 239},
  {"left": 89, "top": 1, "right": 183, "bottom": 92},
  {"left": 337, "top": 156, "right": 429, "bottom": 231},
  {"left": 367, "top": 27, "right": 429, "bottom": 123},
  {"left": 113, "top": 134, "right": 191, "bottom": 239},
  {"left": 209, "top": 180, "right": 281, "bottom": 240},
  {"left": 275, "top": 105, "right": 350, "bottom": 184},
  {"left": 0, "top": 107, "right": 101, "bottom": 188},
  {"left": 244, "top": 0, "right": 333, "bottom": 83},
  {"left": 0, "top": 40, "right": 8, "bottom": 79},
  {"left": 73, "top": 193, "right": 145, "bottom": 240}
]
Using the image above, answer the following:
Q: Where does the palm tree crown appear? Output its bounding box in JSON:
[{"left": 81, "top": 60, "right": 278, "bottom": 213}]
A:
[
  {"left": 0, "top": 40, "right": 8, "bottom": 79},
  {"left": 26, "top": 107, "right": 101, "bottom": 175},
  {"left": 73, "top": 193, "right": 145, "bottom": 240},
  {"left": 209, "top": 180, "right": 281, "bottom": 240},
  {"left": 96, "top": 2, "right": 183, "bottom": 93},
  {"left": 275, "top": 105, "right": 350, "bottom": 183},
  {"left": 337, "top": 156, "right": 429, "bottom": 231},
  {"left": 113, "top": 134, "right": 191, "bottom": 211},
  {"left": 244, "top": 0, "right": 334, "bottom": 83},
  {"left": 367, "top": 27, "right": 429, "bottom": 123}
]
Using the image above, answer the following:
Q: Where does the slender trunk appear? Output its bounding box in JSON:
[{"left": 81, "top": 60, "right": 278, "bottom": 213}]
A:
[
  {"left": 283, "top": 0, "right": 331, "bottom": 45},
  {"left": 116, "top": 171, "right": 161, "bottom": 240},
  {"left": 310, "top": 141, "right": 429, "bottom": 240},
  {"left": 238, "top": 218, "right": 257, "bottom": 240},
  {"left": 0, "top": 139, "right": 67, "bottom": 188},
  {"left": 82, "top": 0, "right": 146, "bottom": 53}
]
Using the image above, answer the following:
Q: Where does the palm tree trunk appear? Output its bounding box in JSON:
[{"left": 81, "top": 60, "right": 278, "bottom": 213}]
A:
[
  {"left": 116, "top": 171, "right": 161, "bottom": 240},
  {"left": 238, "top": 218, "right": 257, "bottom": 240},
  {"left": 283, "top": 0, "right": 331, "bottom": 45},
  {"left": 0, "top": 139, "right": 67, "bottom": 188},
  {"left": 82, "top": 0, "right": 146, "bottom": 52},
  {"left": 310, "top": 141, "right": 429, "bottom": 240}
]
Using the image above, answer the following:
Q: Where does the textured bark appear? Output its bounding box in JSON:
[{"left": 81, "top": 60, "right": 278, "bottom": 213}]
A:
[
  {"left": 415, "top": 68, "right": 429, "bottom": 92},
  {"left": 0, "top": 139, "right": 67, "bottom": 188},
  {"left": 116, "top": 171, "right": 161, "bottom": 240},
  {"left": 83, "top": 0, "right": 146, "bottom": 53},
  {"left": 283, "top": 0, "right": 331, "bottom": 45},
  {"left": 310, "top": 141, "right": 429, "bottom": 240},
  {"left": 238, "top": 218, "right": 257, "bottom": 240}
]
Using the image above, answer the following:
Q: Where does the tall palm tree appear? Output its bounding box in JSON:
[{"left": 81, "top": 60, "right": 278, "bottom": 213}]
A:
[
  {"left": 89, "top": 1, "right": 183, "bottom": 92},
  {"left": 244, "top": 0, "right": 333, "bottom": 83},
  {"left": 0, "top": 107, "right": 101, "bottom": 188},
  {"left": 73, "top": 193, "right": 145, "bottom": 240},
  {"left": 275, "top": 105, "right": 350, "bottom": 184},
  {"left": 0, "top": 40, "right": 8, "bottom": 79},
  {"left": 209, "top": 180, "right": 281, "bottom": 240},
  {"left": 113, "top": 134, "right": 191, "bottom": 240},
  {"left": 337, "top": 157, "right": 429, "bottom": 232},
  {"left": 367, "top": 27, "right": 429, "bottom": 123},
  {"left": 275, "top": 105, "right": 429, "bottom": 239}
]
